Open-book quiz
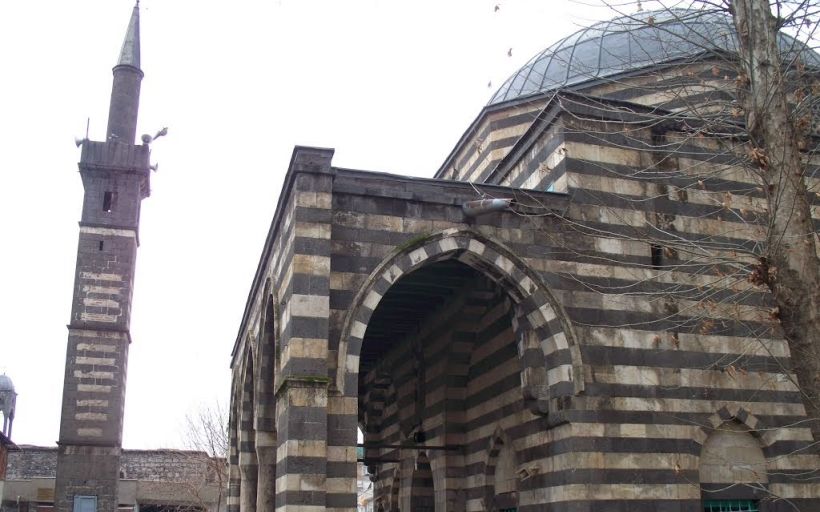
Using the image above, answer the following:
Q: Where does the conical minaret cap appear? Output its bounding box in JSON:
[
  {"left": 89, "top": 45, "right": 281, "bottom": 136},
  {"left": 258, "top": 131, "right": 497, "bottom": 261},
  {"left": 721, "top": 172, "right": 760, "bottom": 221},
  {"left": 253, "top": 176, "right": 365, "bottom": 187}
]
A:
[{"left": 117, "top": 2, "right": 141, "bottom": 68}]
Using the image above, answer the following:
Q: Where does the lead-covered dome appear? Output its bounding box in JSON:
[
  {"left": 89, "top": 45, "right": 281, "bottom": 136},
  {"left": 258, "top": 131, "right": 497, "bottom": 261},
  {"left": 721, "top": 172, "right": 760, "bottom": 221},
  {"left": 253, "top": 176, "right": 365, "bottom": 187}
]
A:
[
  {"left": 0, "top": 374, "right": 14, "bottom": 393},
  {"left": 489, "top": 8, "right": 820, "bottom": 105}
]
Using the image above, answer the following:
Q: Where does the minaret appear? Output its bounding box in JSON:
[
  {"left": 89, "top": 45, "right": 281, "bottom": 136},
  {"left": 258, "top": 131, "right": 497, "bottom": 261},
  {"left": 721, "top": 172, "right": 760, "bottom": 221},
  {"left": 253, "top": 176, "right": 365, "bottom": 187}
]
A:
[{"left": 55, "top": 5, "right": 150, "bottom": 512}]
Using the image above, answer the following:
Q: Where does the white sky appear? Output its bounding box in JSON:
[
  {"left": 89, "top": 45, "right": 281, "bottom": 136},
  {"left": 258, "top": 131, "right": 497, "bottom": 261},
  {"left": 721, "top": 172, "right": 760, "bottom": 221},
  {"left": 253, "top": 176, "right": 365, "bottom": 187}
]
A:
[{"left": 0, "top": 0, "right": 617, "bottom": 449}]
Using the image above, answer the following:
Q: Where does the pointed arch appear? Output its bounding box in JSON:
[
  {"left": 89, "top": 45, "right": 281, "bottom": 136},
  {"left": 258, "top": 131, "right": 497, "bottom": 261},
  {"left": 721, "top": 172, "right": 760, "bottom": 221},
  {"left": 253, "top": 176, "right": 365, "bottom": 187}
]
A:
[
  {"left": 483, "top": 426, "right": 520, "bottom": 511},
  {"left": 255, "top": 278, "right": 278, "bottom": 433},
  {"left": 238, "top": 345, "right": 258, "bottom": 512},
  {"left": 695, "top": 405, "right": 769, "bottom": 447},
  {"left": 226, "top": 375, "right": 242, "bottom": 512},
  {"left": 240, "top": 346, "right": 258, "bottom": 453},
  {"left": 700, "top": 421, "right": 768, "bottom": 485},
  {"left": 254, "top": 281, "right": 277, "bottom": 512},
  {"left": 337, "top": 227, "right": 583, "bottom": 416},
  {"left": 695, "top": 405, "right": 772, "bottom": 505}
]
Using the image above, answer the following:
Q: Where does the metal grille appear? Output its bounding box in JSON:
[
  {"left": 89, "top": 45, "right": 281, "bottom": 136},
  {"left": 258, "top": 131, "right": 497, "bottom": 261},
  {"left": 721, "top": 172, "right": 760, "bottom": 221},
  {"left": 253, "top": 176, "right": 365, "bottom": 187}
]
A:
[{"left": 703, "top": 500, "right": 759, "bottom": 512}]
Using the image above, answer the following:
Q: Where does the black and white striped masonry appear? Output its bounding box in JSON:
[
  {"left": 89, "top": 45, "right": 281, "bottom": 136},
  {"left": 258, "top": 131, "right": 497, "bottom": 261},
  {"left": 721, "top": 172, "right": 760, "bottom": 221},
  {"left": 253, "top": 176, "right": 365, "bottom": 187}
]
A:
[{"left": 230, "top": 8, "right": 820, "bottom": 512}]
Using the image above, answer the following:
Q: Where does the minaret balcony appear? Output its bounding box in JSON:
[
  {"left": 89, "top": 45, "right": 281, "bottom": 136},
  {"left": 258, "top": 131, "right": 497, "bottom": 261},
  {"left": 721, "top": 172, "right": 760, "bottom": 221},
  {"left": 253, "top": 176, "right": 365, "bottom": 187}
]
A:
[{"left": 80, "top": 140, "right": 150, "bottom": 174}]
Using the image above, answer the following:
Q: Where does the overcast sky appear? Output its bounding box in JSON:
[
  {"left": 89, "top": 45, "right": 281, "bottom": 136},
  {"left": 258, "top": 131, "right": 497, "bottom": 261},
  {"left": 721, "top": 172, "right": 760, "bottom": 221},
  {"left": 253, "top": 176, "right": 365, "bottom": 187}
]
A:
[{"left": 0, "top": 0, "right": 617, "bottom": 449}]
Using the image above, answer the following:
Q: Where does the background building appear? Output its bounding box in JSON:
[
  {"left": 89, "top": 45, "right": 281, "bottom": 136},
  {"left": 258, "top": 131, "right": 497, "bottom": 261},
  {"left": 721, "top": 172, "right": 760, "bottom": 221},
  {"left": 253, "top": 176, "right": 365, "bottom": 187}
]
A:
[{"left": 3, "top": 447, "right": 224, "bottom": 512}]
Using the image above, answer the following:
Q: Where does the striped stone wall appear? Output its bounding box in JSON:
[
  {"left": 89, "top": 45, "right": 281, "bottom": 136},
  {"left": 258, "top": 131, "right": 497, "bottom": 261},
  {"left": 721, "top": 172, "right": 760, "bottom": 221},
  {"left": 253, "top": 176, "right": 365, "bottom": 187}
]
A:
[
  {"left": 230, "top": 96, "right": 819, "bottom": 512},
  {"left": 436, "top": 59, "right": 739, "bottom": 187},
  {"left": 434, "top": 87, "right": 818, "bottom": 509}
]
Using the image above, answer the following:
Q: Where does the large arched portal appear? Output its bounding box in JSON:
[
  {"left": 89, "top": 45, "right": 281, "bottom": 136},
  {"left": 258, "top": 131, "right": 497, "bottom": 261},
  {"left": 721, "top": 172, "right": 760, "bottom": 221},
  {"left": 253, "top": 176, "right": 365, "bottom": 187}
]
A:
[{"left": 347, "top": 229, "right": 582, "bottom": 511}]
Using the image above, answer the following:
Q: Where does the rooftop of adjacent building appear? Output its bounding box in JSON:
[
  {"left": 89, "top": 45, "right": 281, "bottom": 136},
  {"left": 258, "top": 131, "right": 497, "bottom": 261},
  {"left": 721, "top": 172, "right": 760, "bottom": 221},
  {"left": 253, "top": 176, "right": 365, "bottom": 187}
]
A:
[
  {"left": 0, "top": 431, "right": 16, "bottom": 449},
  {"left": 7, "top": 445, "right": 224, "bottom": 482}
]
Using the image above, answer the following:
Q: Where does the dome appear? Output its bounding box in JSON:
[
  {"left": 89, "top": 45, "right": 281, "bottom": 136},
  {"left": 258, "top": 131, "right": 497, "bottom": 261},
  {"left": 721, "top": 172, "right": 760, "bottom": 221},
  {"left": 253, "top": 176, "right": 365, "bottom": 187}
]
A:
[
  {"left": 0, "top": 374, "right": 14, "bottom": 393},
  {"left": 489, "top": 8, "right": 820, "bottom": 105}
]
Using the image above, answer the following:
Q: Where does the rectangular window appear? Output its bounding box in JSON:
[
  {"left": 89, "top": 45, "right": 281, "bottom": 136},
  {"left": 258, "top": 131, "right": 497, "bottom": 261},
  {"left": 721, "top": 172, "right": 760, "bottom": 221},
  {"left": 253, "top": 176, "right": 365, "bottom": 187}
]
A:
[
  {"left": 703, "top": 500, "right": 758, "bottom": 512},
  {"left": 102, "top": 191, "right": 115, "bottom": 213},
  {"left": 73, "top": 496, "right": 97, "bottom": 512},
  {"left": 650, "top": 244, "right": 663, "bottom": 269}
]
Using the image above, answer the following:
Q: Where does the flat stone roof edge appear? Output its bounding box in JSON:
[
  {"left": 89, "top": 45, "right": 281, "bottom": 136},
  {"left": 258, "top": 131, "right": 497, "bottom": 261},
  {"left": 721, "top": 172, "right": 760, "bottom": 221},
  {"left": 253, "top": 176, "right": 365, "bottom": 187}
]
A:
[{"left": 332, "top": 166, "right": 570, "bottom": 203}]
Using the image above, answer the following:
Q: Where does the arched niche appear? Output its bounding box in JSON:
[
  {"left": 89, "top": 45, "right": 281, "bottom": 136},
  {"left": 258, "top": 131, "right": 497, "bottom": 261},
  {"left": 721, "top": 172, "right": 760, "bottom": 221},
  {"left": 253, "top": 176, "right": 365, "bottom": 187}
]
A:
[
  {"left": 697, "top": 408, "right": 771, "bottom": 508},
  {"left": 238, "top": 348, "right": 258, "bottom": 512},
  {"left": 337, "top": 228, "right": 583, "bottom": 417},
  {"left": 226, "top": 380, "right": 242, "bottom": 512},
  {"left": 700, "top": 421, "right": 768, "bottom": 485},
  {"left": 255, "top": 280, "right": 278, "bottom": 433},
  {"left": 484, "top": 428, "right": 519, "bottom": 511}
]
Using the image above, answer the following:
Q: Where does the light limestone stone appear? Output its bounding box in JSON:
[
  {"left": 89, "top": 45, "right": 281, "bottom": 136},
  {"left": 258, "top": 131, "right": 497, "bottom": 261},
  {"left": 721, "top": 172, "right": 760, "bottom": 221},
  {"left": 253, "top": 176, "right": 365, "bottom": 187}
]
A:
[
  {"left": 77, "top": 428, "right": 103, "bottom": 437},
  {"left": 75, "top": 413, "right": 107, "bottom": 421},
  {"left": 77, "top": 384, "right": 112, "bottom": 393},
  {"left": 80, "top": 272, "right": 123, "bottom": 282},
  {"left": 289, "top": 294, "right": 330, "bottom": 318},
  {"left": 79, "top": 226, "right": 136, "bottom": 238},
  {"left": 75, "top": 356, "right": 116, "bottom": 366}
]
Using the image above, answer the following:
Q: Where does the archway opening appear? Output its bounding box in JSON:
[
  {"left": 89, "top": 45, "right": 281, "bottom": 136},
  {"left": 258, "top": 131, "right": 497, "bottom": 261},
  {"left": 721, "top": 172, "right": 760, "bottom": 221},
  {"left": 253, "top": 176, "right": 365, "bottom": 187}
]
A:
[
  {"left": 490, "top": 436, "right": 519, "bottom": 511},
  {"left": 357, "top": 258, "right": 526, "bottom": 511},
  {"left": 238, "top": 352, "right": 257, "bottom": 512}
]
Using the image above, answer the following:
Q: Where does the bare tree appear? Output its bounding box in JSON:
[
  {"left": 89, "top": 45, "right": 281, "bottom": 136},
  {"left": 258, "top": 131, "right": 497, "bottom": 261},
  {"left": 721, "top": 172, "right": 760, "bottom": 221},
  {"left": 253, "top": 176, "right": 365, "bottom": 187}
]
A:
[
  {"left": 182, "top": 403, "right": 229, "bottom": 512},
  {"left": 728, "top": 0, "right": 820, "bottom": 444}
]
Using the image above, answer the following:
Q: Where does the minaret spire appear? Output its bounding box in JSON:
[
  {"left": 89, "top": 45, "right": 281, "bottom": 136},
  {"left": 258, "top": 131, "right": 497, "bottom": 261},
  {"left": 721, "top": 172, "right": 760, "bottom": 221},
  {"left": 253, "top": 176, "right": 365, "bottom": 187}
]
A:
[
  {"left": 117, "top": 3, "right": 141, "bottom": 69},
  {"left": 106, "top": 2, "right": 143, "bottom": 144}
]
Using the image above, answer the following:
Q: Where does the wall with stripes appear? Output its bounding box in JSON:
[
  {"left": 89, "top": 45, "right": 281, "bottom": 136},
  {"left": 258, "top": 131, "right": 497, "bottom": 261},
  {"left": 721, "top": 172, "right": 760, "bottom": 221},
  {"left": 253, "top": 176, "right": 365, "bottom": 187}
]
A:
[{"left": 227, "top": 64, "right": 819, "bottom": 510}]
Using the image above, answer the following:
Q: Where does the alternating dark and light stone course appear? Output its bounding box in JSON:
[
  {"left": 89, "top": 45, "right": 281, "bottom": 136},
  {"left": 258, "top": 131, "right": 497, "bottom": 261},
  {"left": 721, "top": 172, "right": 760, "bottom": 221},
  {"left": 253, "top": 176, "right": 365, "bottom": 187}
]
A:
[
  {"left": 229, "top": 138, "right": 818, "bottom": 510},
  {"left": 228, "top": 7, "right": 820, "bottom": 512}
]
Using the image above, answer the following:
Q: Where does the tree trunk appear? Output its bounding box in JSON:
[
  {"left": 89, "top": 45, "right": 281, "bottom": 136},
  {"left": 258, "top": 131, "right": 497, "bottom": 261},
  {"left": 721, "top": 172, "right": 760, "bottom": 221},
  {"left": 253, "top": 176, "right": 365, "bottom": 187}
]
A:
[{"left": 732, "top": 0, "right": 820, "bottom": 443}]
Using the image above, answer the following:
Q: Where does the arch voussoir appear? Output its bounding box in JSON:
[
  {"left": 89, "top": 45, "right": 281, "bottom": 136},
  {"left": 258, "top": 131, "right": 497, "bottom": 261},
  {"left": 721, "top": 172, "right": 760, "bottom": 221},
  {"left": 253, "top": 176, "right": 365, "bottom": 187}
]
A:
[
  {"left": 697, "top": 405, "right": 770, "bottom": 446},
  {"left": 337, "top": 228, "right": 584, "bottom": 417}
]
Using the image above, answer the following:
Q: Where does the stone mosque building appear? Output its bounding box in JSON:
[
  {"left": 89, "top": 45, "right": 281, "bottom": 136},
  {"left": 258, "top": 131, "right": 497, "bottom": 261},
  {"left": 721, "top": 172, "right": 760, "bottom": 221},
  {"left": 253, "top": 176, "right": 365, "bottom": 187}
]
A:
[
  {"left": 227, "top": 7, "right": 820, "bottom": 512},
  {"left": 3, "top": 4, "right": 818, "bottom": 512}
]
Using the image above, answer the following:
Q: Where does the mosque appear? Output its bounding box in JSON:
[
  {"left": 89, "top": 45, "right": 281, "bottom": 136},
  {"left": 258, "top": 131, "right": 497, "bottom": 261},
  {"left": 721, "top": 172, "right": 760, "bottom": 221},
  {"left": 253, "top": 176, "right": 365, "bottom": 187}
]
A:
[
  {"left": 227, "top": 6, "right": 820, "bottom": 512},
  {"left": 1, "top": 4, "right": 818, "bottom": 512}
]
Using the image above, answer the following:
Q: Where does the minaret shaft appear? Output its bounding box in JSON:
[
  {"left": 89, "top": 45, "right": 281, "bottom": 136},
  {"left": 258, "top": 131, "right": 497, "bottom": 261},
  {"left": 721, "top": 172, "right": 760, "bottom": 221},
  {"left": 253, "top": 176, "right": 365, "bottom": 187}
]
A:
[
  {"left": 106, "top": 4, "right": 142, "bottom": 144},
  {"left": 107, "top": 65, "right": 143, "bottom": 144}
]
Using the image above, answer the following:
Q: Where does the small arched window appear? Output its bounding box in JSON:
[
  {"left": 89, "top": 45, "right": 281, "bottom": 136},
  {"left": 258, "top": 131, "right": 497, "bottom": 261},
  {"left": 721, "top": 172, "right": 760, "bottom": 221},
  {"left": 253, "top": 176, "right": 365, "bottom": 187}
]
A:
[{"left": 700, "top": 421, "right": 766, "bottom": 511}]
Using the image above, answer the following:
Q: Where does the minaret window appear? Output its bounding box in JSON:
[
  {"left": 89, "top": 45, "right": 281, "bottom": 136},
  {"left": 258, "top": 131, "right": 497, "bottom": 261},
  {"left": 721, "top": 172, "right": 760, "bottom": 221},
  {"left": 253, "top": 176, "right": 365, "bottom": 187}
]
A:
[
  {"left": 102, "top": 191, "right": 115, "bottom": 213},
  {"left": 99, "top": 241, "right": 105, "bottom": 251}
]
